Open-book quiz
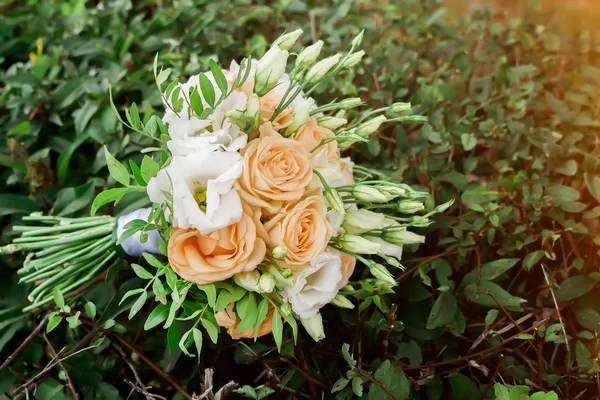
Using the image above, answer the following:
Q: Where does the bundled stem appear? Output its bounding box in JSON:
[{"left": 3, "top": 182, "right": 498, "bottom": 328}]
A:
[{"left": 2, "top": 214, "right": 118, "bottom": 311}]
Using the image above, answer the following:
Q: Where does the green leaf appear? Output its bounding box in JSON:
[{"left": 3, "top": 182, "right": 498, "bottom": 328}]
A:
[
  {"left": 200, "top": 318, "right": 219, "bottom": 344},
  {"left": 152, "top": 279, "right": 167, "bottom": 305},
  {"left": 119, "top": 288, "right": 145, "bottom": 305},
  {"left": 167, "top": 320, "right": 180, "bottom": 351},
  {"left": 129, "top": 160, "right": 145, "bottom": 186},
  {"left": 368, "top": 359, "right": 410, "bottom": 399},
  {"left": 53, "top": 288, "right": 65, "bottom": 309},
  {"left": 545, "top": 185, "right": 580, "bottom": 205},
  {"left": 190, "top": 87, "right": 204, "bottom": 116},
  {"left": 448, "top": 373, "right": 479, "bottom": 400},
  {"left": 493, "top": 383, "right": 510, "bottom": 400},
  {"left": 199, "top": 73, "right": 216, "bottom": 107},
  {"left": 352, "top": 377, "right": 364, "bottom": 397},
  {"left": 426, "top": 292, "right": 457, "bottom": 329},
  {"left": 140, "top": 156, "right": 160, "bottom": 183},
  {"left": 192, "top": 327, "right": 203, "bottom": 358},
  {"left": 209, "top": 59, "right": 228, "bottom": 94},
  {"left": 74, "top": 101, "right": 99, "bottom": 134},
  {"left": 342, "top": 343, "right": 356, "bottom": 367},
  {"left": 46, "top": 312, "right": 63, "bottom": 333},
  {"left": 131, "top": 264, "right": 154, "bottom": 280},
  {"left": 464, "top": 281, "right": 527, "bottom": 309},
  {"left": 0, "top": 194, "right": 39, "bottom": 216},
  {"left": 253, "top": 298, "right": 269, "bottom": 339},
  {"left": 332, "top": 378, "right": 350, "bottom": 393},
  {"left": 144, "top": 304, "right": 169, "bottom": 330},
  {"left": 272, "top": 310, "right": 283, "bottom": 352},
  {"left": 142, "top": 253, "right": 163, "bottom": 269},
  {"left": 460, "top": 133, "right": 476, "bottom": 151},
  {"left": 85, "top": 302, "right": 96, "bottom": 319},
  {"left": 485, "top": 309, "right": 499, "bottom": 327},
  {"left": 555, "top": 159, "right": 577, "bottom": 176},
  {"left": 128, "top": 291, "right": 148, "bottom": 319},
  {"left": 530, "top": 392, "right": 558, "bottom": 400},
  {"left": 157, "top": 68, "right": 172, "bottom": 85},
  {"left": 509, "top": 386, "right": 530, "bottom": 400},
  {"left": 463, "top": 258, "right": 520, "bottom": 284},
  {"left": 103, "top": 146, "right": 130, "bottom": 186},
  {"left": 198, "top": 284, "right": 216, "bottom": 308},
  {"left": 53, "top": 181, "right": 95, "bottom": 216},
  {"left": 523, "top": 251, "right": 545, "bottom": 271},
  {"left": 236, "top": 293, "right": 258, "bottom": 333},
  {"left": 554, "top": 276, "right": 596, "bottom": 301},
  {"left": 91, "top": 187, "right": 130, "bottom": 215},
  {"left": 66, "top": 311, "right": 81, "bottom": 328}
]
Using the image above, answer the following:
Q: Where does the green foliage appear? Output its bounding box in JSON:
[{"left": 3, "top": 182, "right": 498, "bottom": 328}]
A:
[{"left": 2, "top": 0, "right": 600, "bottom": 398}]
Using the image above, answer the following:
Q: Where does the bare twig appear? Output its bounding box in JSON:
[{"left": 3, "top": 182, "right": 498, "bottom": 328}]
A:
[
  {"left": 0, "top": 314, "right": 49, "bottom": 373},
  {"left": 42, "top": 333, "right": 79, "bottom": 399},
  {"left": 403, "top": 319, "right": 548, "bottom": 371}
]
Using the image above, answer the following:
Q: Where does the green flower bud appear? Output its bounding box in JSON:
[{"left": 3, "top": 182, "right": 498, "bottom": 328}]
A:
[
  {"left": 259, "top": 272, "right": 276, "bottom": 293},
  {"left": 382, "top": 228, "right": 425, "bottom": 246},
  {"left": 254, "top": 46, "right": 289, "bottom": 96},
  {"left": 272, "top": 245, "right": 288, "bottom": 260},
  {"left": 397, "top": 200, "right": 425, "bottom": 214},
  {"left": 305, "top": 54, "right": 341, "bottom": 84},
  {"left": 356, "top": 115, "right": 387, "bottom": 137},
  {"left": 296, "top": 40, "right": 324, "bottom": 69},
  {"left": 317, "top": 116, "right": 347, "bottom": 130},
  {"left": 342, "top": 209, "right": 386, "bottom": 234},
  {"left": 300, "top": 312, "right": 325, "bottom": 342},
  {"left": 336, "top": 234, "right": 381, "bottom": 254},
  {"left": 273, "top": 29, "right": 303, "bottom": 50},
  {"left": 233, "top": 270, "right": 261, "bottom": 292},
  {"left": 331, "top": 294, "right": 354, "bottom": 309}
]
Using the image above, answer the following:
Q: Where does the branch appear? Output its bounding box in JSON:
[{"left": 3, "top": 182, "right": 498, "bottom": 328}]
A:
[
  {"left": 42, "top": 333, "right": 79, "bottom": 400},
  {"left": 0, "top": 313, "right": 49, "bottom": 373},
  {"left": 402, "top": 319, "right": 549, "bottom": 371}
]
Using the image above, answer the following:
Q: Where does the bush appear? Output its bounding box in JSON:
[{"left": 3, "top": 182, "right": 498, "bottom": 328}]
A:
[{"left": 1, "top": 0, "right": 598, "bottom": 398}]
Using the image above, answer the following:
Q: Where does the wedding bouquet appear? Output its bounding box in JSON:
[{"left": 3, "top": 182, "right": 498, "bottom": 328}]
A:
[{"left": 2, "top": 29, "right": 451, "bottom": 355}]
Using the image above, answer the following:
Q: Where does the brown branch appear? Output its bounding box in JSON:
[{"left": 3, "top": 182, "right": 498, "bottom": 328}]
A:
[
  {"left": 0, "top": 313, "right": 49, "bottom": 373},
  {"left": 402, "top": 319, "right": 549, "bottom": 371},
  {"left": 13, "top": 329, "right": 97, "bottom": 400},
  {"left": 478, "top": 354, "right": 503, "bottom": 400},
  {"left": 69, "top": 314, "right": 193, "bottom": 400},
  {"left": 280, "top": 358, "right": 330, "bottom": 391},
  {"left": 42, "top": 333, "right": 79, "bottom": 400}
]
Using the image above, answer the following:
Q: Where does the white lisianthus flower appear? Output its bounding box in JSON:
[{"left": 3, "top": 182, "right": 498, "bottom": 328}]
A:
[
  {"left": 282, "top": 248, "right": 343, "bottom": 319},
  {"left": 147, "top": 151, "right": 243, "bottom": 234},
  {"left": 166, "top": 90, "right": 249, "bottom": 156}
]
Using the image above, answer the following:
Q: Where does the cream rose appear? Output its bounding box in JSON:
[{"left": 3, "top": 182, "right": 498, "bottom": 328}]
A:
[
  {"left": 215, "top": 303, "right": 274, "bottom": 340},
  {"left": 237, "top": 123, "right": 313, "bottom": 212},
  {"left": 263, "top": 195, "right": 333, "bottom": 270},
  {"left": 293, "top": 117, "right": 337, "bottom": 160},
  {"left": 167, "top": 204, "right": 266, "bottom": 284}
]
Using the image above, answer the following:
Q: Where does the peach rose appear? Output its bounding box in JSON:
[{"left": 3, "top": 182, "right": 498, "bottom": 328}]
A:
[
  {"left": 167, "top": 204, "right": 266, "bottom": 284},
  {"left": 293, "top": 118, "right": 338, "bottom": 160},
  {"left": 215, "top": 303, "right": 274, "bottom": 339},
  {"left": 239, "top": 79, "right": 293, "bottom": 132},
  {"left": 237, "top": 123, "right": 313, "bottom": 212},
  {"left": 263, "top": 195, "right": 334, "bottom": 270},
  {"left": 338, "top": 252, "right": 356, "bottom": 289}
]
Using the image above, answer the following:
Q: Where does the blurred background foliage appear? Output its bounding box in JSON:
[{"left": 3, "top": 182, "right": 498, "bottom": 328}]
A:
[{"left": 2, "top": 0, "right": 600, "bottom": 398}]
